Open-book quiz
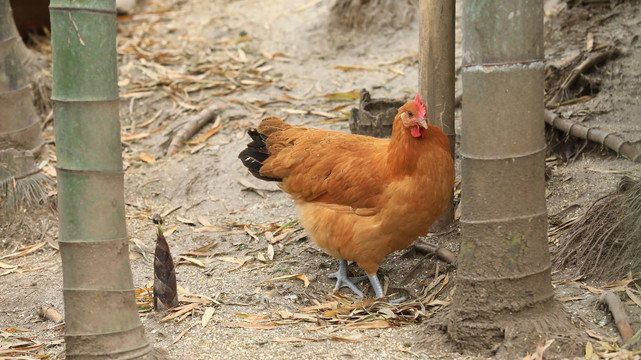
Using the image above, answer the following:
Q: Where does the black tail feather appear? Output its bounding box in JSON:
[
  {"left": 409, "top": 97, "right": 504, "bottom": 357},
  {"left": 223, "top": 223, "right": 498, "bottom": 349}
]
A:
[{"left": 238, "top": 129, "right": 282, "bottom": 182}]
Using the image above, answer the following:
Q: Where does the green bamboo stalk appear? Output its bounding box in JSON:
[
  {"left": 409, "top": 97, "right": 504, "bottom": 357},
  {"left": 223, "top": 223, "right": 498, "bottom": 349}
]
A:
[
  {"left": 419, "top": 0, "right": 456, "bottom": 230},
  {"left": 449, "top": 0, "right": 571, "bottom": 354},
  {"left": 50, "top": 1, "right": 152, "bottom": 358}
]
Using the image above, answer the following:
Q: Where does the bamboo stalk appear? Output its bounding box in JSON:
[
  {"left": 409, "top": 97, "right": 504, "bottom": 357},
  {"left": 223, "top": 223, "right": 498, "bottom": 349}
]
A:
[
  {"left": 50, "top": 0, "right": 152, "bottom": 358},
  {"left": 449, "top": 0, "right": 564, "bottom": 352},
  {"left": 455, "top": 94, "right": 640, "bottom": 162},
  {"left": 419, "top": 0, "right": 456, "bottom": 230},
  {"left": 0, "top": 0, "right": 44, "bottom": 152},
  {"left": 0, "top": 0, "right": 47, "bottom": 221},
  {"left": 544, "top": 109, "right": 640, "bottom": 162}
]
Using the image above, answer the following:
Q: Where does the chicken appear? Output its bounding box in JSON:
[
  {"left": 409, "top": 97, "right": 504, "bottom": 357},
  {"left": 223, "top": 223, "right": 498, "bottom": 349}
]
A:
[{"left": 238, "top": 95, "right": 454, "bottom": 300}]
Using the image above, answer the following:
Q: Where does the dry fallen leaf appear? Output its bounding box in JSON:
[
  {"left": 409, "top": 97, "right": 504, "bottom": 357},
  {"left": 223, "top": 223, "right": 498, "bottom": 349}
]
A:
[
  {"left": 333, "top": 65, "right": 376, "bottom": 71},
  {"left": 273, "top": 336, "right": 321, "bottom": 342},
  {"left": 235, "top": 313, "right": 269, "bottom": 323},
  {"left": 189, "top": 241, "right": 218, "bottom": 254},
  {"left": 225, "top": 322, "right": 276, "bottom": 330},
  {"left": 139, "top": 109, "right": 163, "bottom": 128},
  {"left": 299, "top": 301, "right": 339, "bottom": 312},
  {"left": 264, "top": 273, "right": 309, "bottom": 288},
  {"left": 586, "top": 32, "right": 594, "bottom": 52},
  {"left": 267, "top": 244, "right": 274, "bottom": 261},
  {"left": 160, "top": 205, "right": 182, "bottom": 218},
  {"left": 161, "top": 303, "right": 199, "bottom": 322},
  {"left": 270, "top": 229, "right": 292, "bottom": 244},
  {"left": 193, "top": 225, "right": 228, "bottom": 233},
  {"left": 1, "top": 242, "right": 46, "bottom": 260},
  {"left": 121, "top": 132, "right": 150, "bottom": 141},
  {"left": 164, "top": 224, "right": 179, "bottom": 236},
  {"left": 176, "top": 255, "right": 206, "bottom": 268},
  {"left": 201, "top": 307, "right": 215, "bottom": 327},
  {"left": 585, "top": 329, "right": 618, "bottom": 343},
  {"left": 321, "top": 91, "right": 360, "bottom": 101},
  {"left": 0, "top": 268, "right": 18, "bottom": 276},
  {"left": 176, "top": 215, "right": 196, "bottom": 225},
  {"left": 625, "top": 288, "right": 641, "bottom": 309},
  {"left": 197, "top": 215, "right": 212, "bottom": 227},
  {"left": 388, "top": 66, "right": 405, "bottom": 75},
  {"left": 139, "top": 152, "right": 156, "bottom": 164},
  {"left": 218, "top": 256, "right": 247, "bottom": 265},
  {"left": 582, "top": 284, "right": 605, "bottom": 294},
  {"left": 172, "top": 323, "right": 197, "bottom": 344},
  {"left": 244, "top": 226, "right": 260, "bottom": 241},
  {"left": 317, "top": 331, "right": 366, "bottom": 342},
  {"left": 584, "top": 341, "right": 597, "bottom": 360},
  {"left": 344, "top": 319, "right": 391, "bottom": 330},
  {"left": 0, "top": 261, "right": 17, "bottom": 269},
  {"left": 218, "top": 256, "right": 251, "bottom": 272}
]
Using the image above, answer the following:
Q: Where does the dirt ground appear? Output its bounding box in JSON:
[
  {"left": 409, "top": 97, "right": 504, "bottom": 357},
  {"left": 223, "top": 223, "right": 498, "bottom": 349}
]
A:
[{"left": 2, "top": 0, "right": 641, "bottom": 359}]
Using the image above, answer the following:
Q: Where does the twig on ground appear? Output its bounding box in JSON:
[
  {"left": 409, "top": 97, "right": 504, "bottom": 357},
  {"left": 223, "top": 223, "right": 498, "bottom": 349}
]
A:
[
  {"left": 544, "top": 110, "right": 641, "bottom": 162},
  {"left": 547, "top": 48, "right": 619, "bottom": 107},
  {"left": 413, "top": 241, "right": 457, "bottom": 264},
  {"left": 598, "top": 291, "right": 633, "bottom": 342},
  {"left": 166, "top": 104, "right": 224, "bottom": 156}
]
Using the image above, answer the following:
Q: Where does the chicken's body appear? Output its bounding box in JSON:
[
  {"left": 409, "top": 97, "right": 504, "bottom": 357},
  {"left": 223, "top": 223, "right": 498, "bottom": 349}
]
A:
[{"left": 239, "top": 96, "right": 454, "bottom": 300}]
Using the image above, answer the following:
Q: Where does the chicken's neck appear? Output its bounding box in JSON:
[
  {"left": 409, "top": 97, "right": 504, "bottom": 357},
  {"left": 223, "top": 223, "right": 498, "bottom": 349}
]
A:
[{"left": 386, "top": 119, "right": 450, "bottom": 176}]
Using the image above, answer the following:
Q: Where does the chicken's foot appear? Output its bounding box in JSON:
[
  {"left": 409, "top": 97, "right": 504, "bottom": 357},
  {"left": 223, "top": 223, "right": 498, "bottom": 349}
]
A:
[
  {"left": 367, "top": 273, "right": 406, "bottom": 304},
  {"left": 330, "top": 260, "right": 406, "bottom": 303},
  {"left": 329, "top": 259, "right": 368, "bottom": 297}
]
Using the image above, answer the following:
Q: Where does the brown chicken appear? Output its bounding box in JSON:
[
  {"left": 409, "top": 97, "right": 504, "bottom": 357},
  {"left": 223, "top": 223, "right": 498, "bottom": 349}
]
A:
[{"left": 239, "top": 95, "right": 454, "bottom": 300}]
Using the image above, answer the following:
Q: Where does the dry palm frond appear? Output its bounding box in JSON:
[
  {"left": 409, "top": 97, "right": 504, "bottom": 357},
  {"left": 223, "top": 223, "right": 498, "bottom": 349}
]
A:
[
  {"left": 555, "top": 176, "right": 641, "bottom": 280},
  {"left": 0, "top": 149, "right": 51, "bottom": 222}
]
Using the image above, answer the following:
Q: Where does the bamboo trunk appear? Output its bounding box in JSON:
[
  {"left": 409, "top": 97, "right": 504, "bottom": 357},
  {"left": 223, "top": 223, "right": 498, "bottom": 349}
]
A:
[
  {"left": 448, "top": 0, "right": 566, "bottom": 353},
  {"left": 0, "top": 0, "right": 48, "bottom": 221},
  {"left": 50, "top": 1, "right": 152, "bottom": 358},
  {"left": 419, "top": 0, "right": 455, "bottom": 230},
  {"left": 0, "top": 0, "right": 44, "bottom": 154}
]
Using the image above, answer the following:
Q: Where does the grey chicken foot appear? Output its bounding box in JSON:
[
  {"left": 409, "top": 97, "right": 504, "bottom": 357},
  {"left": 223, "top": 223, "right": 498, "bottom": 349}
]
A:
[
  {"left": 330, "top": 259, "right": 405, "bottom": 303},
  {"left": 328, "top": 259, "right": 368, "bottom": 297}
]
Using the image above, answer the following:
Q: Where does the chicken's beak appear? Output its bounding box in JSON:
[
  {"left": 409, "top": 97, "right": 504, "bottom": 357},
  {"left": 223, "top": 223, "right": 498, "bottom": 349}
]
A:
[{"left": 418, "top": 118, "right": 429, "bottom": 129}]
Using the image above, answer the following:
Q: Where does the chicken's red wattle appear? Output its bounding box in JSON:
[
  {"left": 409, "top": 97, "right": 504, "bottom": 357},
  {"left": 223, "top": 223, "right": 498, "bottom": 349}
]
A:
[{"left": 411, "top": 124, "right": 425, "bottom": 138}]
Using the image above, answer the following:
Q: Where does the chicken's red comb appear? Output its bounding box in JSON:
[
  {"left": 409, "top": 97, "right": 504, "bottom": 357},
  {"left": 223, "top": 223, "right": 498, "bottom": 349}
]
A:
[{"left": 414, "top": 94, "right": 426, "bottom": 119}]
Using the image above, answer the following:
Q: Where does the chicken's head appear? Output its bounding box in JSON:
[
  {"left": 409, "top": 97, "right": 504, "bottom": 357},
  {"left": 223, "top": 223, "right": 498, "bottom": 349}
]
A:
[{"left": 399, "top": 94, "right": 428, "bottom": 138}]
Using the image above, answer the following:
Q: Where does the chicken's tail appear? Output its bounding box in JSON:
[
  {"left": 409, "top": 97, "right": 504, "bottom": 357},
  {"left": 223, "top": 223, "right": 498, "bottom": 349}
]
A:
[{"left": 238, "top": 117, "right": 289, "bottom": 182}]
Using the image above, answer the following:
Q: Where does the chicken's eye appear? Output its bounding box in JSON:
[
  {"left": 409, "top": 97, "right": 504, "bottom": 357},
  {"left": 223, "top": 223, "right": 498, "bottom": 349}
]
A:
[{"left": 408, "top": 111, "right": 413, "bottom": 117}]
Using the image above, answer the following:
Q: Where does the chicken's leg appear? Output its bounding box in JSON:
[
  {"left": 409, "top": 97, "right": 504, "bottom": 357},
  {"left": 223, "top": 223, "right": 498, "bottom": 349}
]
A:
[
  {"left": 367, "top": 273, "right": 406, "bottom": 304},
  {"left": 329, "top": 259, "right": 368, "bottom": 297}
]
